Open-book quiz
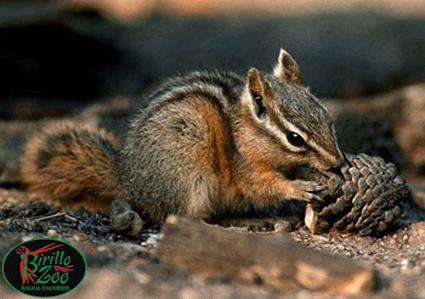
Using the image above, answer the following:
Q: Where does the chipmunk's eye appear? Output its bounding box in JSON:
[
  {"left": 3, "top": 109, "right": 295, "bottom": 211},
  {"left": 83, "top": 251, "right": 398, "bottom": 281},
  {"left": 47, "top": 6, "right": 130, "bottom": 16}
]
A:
[
  {"left": 253, "top": 94, "right": 266, "bottom": 119},
  {"left": 287, "top": 131, "right": 305, "bottom": 147}
]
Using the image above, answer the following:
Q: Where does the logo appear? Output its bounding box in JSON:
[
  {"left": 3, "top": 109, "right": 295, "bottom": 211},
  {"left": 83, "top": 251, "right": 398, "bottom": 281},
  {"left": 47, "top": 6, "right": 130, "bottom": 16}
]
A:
[{"left": 2, "top": 238, "right": 87, "bottom": 297}]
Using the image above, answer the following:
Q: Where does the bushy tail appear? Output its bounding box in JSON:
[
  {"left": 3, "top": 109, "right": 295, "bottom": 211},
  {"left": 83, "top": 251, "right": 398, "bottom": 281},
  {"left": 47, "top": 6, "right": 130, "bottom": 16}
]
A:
[{"left": 21, "top": 121, "right": 122, "bottom": 213}]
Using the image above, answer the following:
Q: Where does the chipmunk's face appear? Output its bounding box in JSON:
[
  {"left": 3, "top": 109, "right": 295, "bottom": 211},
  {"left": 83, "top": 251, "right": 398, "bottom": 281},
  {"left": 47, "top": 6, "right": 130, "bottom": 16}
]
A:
[{"left": 240, "top": 49, "right": 344, "bottom": 172}]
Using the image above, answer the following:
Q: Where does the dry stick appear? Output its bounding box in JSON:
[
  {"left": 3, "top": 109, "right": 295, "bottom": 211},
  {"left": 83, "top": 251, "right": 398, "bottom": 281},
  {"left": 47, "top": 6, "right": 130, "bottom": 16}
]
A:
[
  {"left": 33, "top": 212, "right": 66, "bottom": 222},
  {"left": 156, "top": 216, "right": 376, "bottom": 295}
]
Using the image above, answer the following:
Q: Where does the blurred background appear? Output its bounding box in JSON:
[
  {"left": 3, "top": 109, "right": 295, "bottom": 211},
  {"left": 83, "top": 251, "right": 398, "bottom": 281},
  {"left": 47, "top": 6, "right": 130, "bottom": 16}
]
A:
[
  {"left": 0, "top": 0, "right": 424, "bottom": 180},
  {"left": 0, "top": 0, "right": 424, "bottom": 108}
]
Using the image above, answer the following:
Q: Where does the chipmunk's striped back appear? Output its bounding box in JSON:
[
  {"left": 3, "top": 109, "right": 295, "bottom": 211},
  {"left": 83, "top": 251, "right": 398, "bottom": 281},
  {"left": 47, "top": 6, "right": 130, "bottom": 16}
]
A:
[{"left": 135, "top": 70, "right": 244, "bottom": 119}]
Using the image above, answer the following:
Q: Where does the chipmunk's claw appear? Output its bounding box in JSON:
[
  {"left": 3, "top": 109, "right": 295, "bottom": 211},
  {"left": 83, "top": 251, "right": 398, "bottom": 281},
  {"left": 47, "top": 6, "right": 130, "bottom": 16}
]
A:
[{"left": 291, "top": 180, "right": 324, "bottom": 203}]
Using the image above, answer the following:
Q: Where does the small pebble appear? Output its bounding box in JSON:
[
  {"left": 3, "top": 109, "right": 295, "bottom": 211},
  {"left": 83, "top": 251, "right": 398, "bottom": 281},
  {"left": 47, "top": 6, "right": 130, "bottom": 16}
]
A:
[
  {"left": 141, "top": 234, "right": 161, "bottom": 247},
  {"left": 72, "top": 231, "right": 88, "bottom": 242},
  {"left": 47, "top": 229, "right": 58, "bottom": 237},
  {"left": 400, "top": 258, "right": 415, "bottom": 270},
  {"left": 274, "top": 220, "right": 293, "bottom": 233},
  {"left": 133, "top": 271, "right": 151, "bottom": 284},
  {"left": 97, "top": 245, "right": 107, "bottom": 252}
]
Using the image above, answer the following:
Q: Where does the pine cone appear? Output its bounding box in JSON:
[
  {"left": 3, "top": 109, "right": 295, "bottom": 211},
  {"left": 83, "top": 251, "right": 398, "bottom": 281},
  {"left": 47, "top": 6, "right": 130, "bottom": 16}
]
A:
[{"left": 304, "top": 153, "right": 410, "bottom": 236}]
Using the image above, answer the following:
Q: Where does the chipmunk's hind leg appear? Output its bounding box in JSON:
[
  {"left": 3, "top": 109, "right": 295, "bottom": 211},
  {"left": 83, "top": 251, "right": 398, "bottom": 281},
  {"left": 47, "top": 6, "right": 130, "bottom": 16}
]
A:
[{"left": 184, "top": 174, "right": 217, "bottom": 220}]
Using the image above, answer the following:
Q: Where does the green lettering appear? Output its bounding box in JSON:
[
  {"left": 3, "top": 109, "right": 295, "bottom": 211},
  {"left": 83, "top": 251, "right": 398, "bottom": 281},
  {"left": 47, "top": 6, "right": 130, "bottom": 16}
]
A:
[
  {"left": 63, "top": 256, "right": 71, "bottom": 266},
  {"left": 35, "top": 265, "right": 52, "bottom": 284},
  {"left": 22, "top": 254, "right": 38, "bottom": 277}
]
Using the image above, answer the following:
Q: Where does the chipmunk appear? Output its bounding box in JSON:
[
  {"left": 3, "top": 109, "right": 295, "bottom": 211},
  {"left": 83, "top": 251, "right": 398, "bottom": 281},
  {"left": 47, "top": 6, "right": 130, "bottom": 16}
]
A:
[{"left": 21, "top": 49, "right": 345, "bottom": 233}]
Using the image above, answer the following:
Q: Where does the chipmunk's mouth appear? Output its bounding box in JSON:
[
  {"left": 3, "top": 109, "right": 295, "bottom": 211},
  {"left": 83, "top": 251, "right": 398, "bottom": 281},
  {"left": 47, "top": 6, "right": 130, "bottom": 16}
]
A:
[
  {"left": 317, "top": 152, "right": 350, "bottom": 177},
  {"left": 318, "top": 167, "right": 341, "bottom": 178},
  {"left": 317, "top": 161, "right": 345, "bottom": 178}
]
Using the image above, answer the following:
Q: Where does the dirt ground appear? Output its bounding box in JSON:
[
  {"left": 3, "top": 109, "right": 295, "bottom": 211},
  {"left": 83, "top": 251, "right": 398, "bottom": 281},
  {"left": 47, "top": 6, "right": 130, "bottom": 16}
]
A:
[{"left": 0, "top": 182, "right": 423, "bottom": 298}]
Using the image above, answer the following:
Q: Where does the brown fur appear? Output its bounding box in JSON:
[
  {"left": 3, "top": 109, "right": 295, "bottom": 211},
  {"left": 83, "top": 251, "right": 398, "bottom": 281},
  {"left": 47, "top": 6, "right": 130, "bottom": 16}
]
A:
[
  {"left": 118, "top": 50, "right": 344, "bottom": 223},
  {"left": 20, "top": 49, "right": 343, "bottom": 224},
  {"left": 21, "top": 121, "right": 121, "bottom": 213}
]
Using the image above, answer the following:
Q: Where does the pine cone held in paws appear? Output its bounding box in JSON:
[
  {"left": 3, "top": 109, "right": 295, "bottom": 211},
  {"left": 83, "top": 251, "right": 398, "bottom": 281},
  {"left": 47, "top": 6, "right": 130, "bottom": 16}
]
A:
[{"left": 305, "top": 153, "right": 410, "bottom": 236}]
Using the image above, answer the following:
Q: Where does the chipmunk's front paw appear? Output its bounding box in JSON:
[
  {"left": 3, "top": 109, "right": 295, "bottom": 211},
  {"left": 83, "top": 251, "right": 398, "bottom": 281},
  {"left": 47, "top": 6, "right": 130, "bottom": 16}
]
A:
[
  {"left": 110, "top": 199, "right": 144, "bottom": 237},
  {"left": 289, "top": 180, "right": 324, "bottom": 203}
]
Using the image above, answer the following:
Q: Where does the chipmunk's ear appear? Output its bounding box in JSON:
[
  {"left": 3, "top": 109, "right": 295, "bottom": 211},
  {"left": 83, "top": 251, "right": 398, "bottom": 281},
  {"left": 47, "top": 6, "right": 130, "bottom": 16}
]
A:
[
  {"left": 245, "top": 68, "right": 275, "bottom": 119},
  {"left": 273, "top": 48, "right": 301, "bottom": 85}
]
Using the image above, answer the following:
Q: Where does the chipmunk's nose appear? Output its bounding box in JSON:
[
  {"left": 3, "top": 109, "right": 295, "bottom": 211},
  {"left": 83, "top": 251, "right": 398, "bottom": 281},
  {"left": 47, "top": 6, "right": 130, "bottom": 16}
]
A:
[
  {"left": 326, "top": 154, "right": 347, "bottom": 174},
  {"left": 331, "top": 152, "right": 351, "bottom": 169},
  {"left": 330, "top": 158, "right": 343, "bottom": 169}
]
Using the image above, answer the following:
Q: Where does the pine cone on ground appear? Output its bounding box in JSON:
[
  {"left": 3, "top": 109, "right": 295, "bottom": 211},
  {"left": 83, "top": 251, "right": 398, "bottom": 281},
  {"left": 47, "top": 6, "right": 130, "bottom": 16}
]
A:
[{"left": 305, "top": 153, "right": 410, "bottom": 236}]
